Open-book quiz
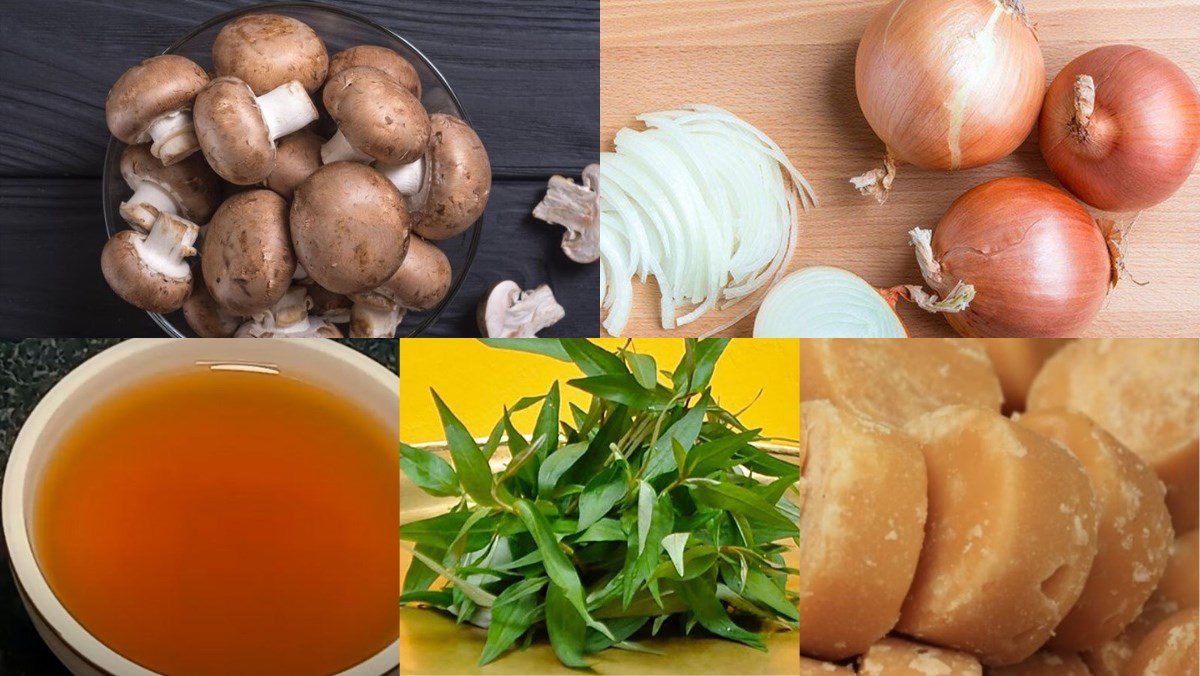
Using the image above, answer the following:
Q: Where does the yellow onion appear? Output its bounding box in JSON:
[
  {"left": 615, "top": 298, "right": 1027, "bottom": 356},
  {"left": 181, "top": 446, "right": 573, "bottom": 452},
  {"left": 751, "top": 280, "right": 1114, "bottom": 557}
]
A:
[
  {"left": 852, "top": 0, "right": 1045, "bottom": 201},
  {"left": 1040, "top": 45, "right": 1200, "bottom": 212},
  {"left": 906, "top": 177, "right": 1119, "bottom": 337}
]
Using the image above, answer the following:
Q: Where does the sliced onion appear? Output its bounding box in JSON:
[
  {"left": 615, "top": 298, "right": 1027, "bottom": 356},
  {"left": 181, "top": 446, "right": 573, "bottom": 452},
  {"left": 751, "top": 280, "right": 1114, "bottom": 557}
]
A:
[
  {"left": 599, "top": 104, "right": 816, "bottom": 336},
  {"left": 752, "top": 266, "right": 907, "bottom": 338}
]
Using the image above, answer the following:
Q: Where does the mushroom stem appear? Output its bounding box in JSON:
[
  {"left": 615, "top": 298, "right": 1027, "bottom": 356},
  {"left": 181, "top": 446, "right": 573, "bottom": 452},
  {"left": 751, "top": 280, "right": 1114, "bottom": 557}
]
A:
[
  {"left": 146, "top": 109, "right": 200, "bottom": 165},
  {"left": 257, "top": 81, "right": 319, "bottom": 141},
  {"left": 378, "top": 157, "right": 425, "bottom": 200},
  {"left": 321, "top": 130, "right": 374, "bottom": 164},
  {"left": 120, "top": 180, "right": 178, "bottom": 231},
  {"left": 349, "top": 302, "right": 404, "bottom": 338},
  {"left": 138, "top": 213, "right": 200, "bottom": 280}
]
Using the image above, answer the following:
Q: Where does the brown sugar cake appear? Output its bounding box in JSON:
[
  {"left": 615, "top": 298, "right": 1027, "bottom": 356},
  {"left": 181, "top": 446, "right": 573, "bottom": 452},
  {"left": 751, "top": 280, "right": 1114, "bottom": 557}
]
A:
[
  {"left": 800, "top": 656, "right": 853, "bottom": 674},
  {"left": 980, "top": 339, "right": 1069, "bottom": 413},
  {"left": 799, "top": 339, "right": 1003, "bottom": 427},
  {"left": 799, "top": 401, "right": 928, "bottom": 661},
  {"left": 1123, "top": 607, "right": 1199, "bottom": 676},
  {"left": 1026, "top": 339, "right": 1199, "bottom": 532},
  {"left": 898, "top": 406, "right": 1099, "bottom": 666},
  {"left": 1017, "top": 408, "right": 1174, "bottom": 650},
  {"left": 857, "top": 637, "right": 982, "bottom": 675},
  {"left": 987, "top": 650, "right": 1091, "bottom": 675}
]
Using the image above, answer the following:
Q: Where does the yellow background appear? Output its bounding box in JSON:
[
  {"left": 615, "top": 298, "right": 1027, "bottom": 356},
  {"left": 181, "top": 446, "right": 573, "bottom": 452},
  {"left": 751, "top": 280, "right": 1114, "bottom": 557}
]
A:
[{"left": 399, "top": 339, "right": 798, "bottom": 443}]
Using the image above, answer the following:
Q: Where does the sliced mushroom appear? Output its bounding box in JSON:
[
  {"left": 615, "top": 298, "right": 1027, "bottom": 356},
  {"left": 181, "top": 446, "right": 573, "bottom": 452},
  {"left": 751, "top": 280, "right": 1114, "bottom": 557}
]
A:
[
  {"left": 307, "top": 284, "right": 353, "bottom": 324},
  {"left": 413, "top": 113, "right": 492, "bottom": 240},
  {"left": 477, "top": 281, "right": 565, "bottom": 337},
  {"left": 349, "top": 301, "right": 405, "bottom": 338},
  {"left": 105, "top": 55, "right": 209, "bottom": 165},
  {"left": 321, "top": 66, "right": 429, "bottom": 166},
  {"left": 351, "top": 236, "right": 450, "bottom": 312},
  {"left": 236, "top": 286, "right": 343, "bottom": 338},
  {"left": 193, "top": 76, "right": 318, "bottom": 184},
  {"left": 201, "top": 190, "right": 295, "bottom": 315},
  {"left": 118, "top": 144, "right": 221, "bottom": 232},
  {"left": 533, "top": 163, "right": 599, "bottom": 264},
  {"left": 182, "top": 281, "right": 240, "bottom": 338},
  {"left": 290, "top": 162, "right": 410, "bottom": 295},
  {"left": 101, "top": 212, "right": 199, "bottom": 313},
  {"left": 263, "top": 130, "right": 323, "bottom": 199},
  {"left": 328, "top": 45, "right": 421, "bottom": 98},
  {"left": 212, "top": 14, "right": 328, "bottom": 95}
]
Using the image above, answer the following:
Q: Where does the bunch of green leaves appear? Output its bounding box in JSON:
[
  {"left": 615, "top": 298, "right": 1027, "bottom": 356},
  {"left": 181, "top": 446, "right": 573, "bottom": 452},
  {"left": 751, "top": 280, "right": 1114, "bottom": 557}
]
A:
[{"left": 400, "top": 338, "right": 800, "bottom": 668}]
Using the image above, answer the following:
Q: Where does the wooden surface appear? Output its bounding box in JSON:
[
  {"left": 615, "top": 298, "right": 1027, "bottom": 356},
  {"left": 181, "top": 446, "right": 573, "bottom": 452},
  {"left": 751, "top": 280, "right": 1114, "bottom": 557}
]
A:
[
  {"left": 0, "top": 0, "right": 599, "bottom": 338},
  {"left": 601, "top": 0, "right": 1200, "bottom": 337}
]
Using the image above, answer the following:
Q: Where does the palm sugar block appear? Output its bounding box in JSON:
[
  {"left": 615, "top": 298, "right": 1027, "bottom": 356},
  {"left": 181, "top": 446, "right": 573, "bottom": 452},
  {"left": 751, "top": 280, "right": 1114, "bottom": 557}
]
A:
[
  {"left": 857, "top": 637, "right": 981, "bottom": 675},
  {"left": 1027, "top": 339, "right": 1199, "bottom": 532},
  {"left": 981, "top": 339, "right": 1068, "bottom": 414},
  {"left": 988, "top": 650, "right": 1091, "bottom": 675},
  {"left": 799, "top": 401, "right": 928, "bottom": 660},
  {"left": 899, "top": 406, "right": 1098, "bottom": 666},
  {"left": 1018, "top": 408, "right": 1174, "bottom": 651},
  {"left": 800, "top": 339, "right": 1003, "bottom": 428},
  {"left": 1123, "top": 607, "right": 1199, "bottom": 676}
]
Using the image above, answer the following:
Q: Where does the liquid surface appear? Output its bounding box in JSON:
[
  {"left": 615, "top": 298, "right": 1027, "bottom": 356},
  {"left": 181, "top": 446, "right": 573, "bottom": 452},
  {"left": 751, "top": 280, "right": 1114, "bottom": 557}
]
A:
[{"left": 35, "top": 367, "right": 398, "bottom": 676}]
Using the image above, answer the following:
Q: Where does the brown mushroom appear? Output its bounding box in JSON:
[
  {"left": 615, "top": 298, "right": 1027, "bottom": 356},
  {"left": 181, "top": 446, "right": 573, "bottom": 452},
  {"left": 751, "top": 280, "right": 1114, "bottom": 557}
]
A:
[
  {"left": 101, "top": 212, "right": 199, "bottom": 313},
  {"left": 193, "top": 77, "right": 318, "bottom": 185},
  {"left": 533, "top": 164, "right": 599, "bottom": 264},
  {"left": 351, "top": 236, "right": 450, "bottom": 312},
  {"left": 236, "top": 286, "right": 343, "bottom": 338},
  {"left": 412, "top": 113, "right": 492, "bottom": 240},
  {"left": 182, "top": 281, "right": 240, "bottom": 337},
  {"left": 105, "top": 55, "right": 209, "bottom": 165},
  {"left": 290, "top": 162, "right": 411, "bottom": 295},
  {"left": 201, "top": 190, "right": 296, "bottom": 315},
  {"left": 349, "top": 301, "right": 405, "bottom": 338},
  {"left": 263, "top": 130, "right": 323, "bottom": 199},
  {"left": 477, "top": 281, "right": 565, "bottom": 337},
  {"left": 329, "top": 45, "right": 421, "bottom": 98},
  {"left": 320, "top": 66, "right": 429, "bottom": 166},
  {"left": 118, "top": 144, "right": 221, "bottom": 232},
  {"left": 212, "top": 14, "right": 328, "bottom": 95}
]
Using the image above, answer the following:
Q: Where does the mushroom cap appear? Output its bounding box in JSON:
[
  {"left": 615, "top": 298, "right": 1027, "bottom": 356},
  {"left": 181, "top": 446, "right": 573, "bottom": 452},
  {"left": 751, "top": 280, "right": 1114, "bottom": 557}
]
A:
[
  {"left": 201, "top": 190, "right": 296, "bottom": 315},
  {"left": 264, "top": 130, "right": 323, "bottom": 199},
  {"left": 101, "top": 230, "right": 193, "bottom": 313},
  {"left": 415, "top": 113, "right": 492, "bottom": 240},
  {"left": 212, "top": 13, "right": 328, "bottom": 95},
  {"left": 193, "top": 77, "right": 275, "bottom": 185},
  {"left": 120, "top": 144, "right": 222, "bottom": 223},
  {"left": 106, "top": 55, "right": 209, "bottom": 144},
  {"left": 182, "top": 281, "right": 240, "bottom": 337},
  {"left": 329, "top": 45, "right": 421, "bottom": 98},
  {"left": 323, "top": 66, "right": 429, "bottom": 165},
  {"left": 290, "top": 162, "right": 411, "bottom": 295},
  {"left": 353, "top": 236, "right": 450, "bottom": 312}
]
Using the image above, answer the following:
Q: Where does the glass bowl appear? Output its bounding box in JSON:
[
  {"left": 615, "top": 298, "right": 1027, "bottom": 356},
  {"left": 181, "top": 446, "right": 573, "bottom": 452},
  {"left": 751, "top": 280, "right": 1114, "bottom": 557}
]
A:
[{"left": 101, "top": 1, "right": 482, "bottom": 337}]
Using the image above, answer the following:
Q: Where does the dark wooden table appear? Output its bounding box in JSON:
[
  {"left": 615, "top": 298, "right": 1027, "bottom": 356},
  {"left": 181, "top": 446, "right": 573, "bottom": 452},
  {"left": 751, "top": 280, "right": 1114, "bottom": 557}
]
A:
[{"left": 0, "top": 0, "right": 599, "bottom": 338}]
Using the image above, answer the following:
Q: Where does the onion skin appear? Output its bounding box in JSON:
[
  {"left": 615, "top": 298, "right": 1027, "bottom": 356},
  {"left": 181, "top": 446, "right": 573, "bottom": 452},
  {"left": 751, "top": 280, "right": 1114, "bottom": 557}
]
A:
[
  {"left": 1040, "top": 45, "right": 1200, "bottom": 211},
  {"left": 923, "top": 177, "right": 1114, "bottom": 337},
  {"left": 855, "top": 0, "right": 1044, "bottom": 171}
]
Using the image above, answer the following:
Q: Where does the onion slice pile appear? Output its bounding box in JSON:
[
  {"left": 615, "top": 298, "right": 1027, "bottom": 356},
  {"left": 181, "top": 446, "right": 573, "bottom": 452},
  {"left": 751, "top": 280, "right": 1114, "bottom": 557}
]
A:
[
  {"left": 599, "top": 104, "right": 816, "bottom": 336},
  {"left": 753, "top": 266, "right": 907, "bottom": 338}
]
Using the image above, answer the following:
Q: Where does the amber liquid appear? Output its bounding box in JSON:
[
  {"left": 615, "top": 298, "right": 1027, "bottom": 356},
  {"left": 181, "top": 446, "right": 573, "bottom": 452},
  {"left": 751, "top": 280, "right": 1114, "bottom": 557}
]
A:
[{"left": 34, "top": 367, "right": 398, "bottom": 676}]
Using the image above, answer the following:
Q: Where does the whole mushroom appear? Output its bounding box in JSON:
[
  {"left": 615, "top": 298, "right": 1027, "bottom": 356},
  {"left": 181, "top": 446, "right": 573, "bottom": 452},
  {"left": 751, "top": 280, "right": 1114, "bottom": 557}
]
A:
[
  {"left": 351, "top": 236, "right": 450, "bottom": 312},
  {"left": 212, "top": 14, "right": 328, "bottom": 95},
  {"left": 106, "top": 55, "right": 209, "bottom": 165},
  {"left": 182, "top": 281, "right": 240, "bottom": 338},
  {"left": 290, "top": 162, "right": 411, "bottom": 295},
  {"left": 193, "top": 76, "right": 319, "bottom": 184},
  {"left": 101, "top": 211, "right": 199, "bottom": 313},
  {"left": 263, "top": 130, "right": 323, "bottom": 199},
  {"left": 412, "top": 113, "right": 492, "bottom": 240},
  {"left": 321, "top": 66, "right": 429, "bottom": 166},
  {"left": 477, "top": 281, "right": 565, "bottom": 337},
  {"left": 201, "top": 190, "right": 296, "bottom": 315},
  {"left": 533, "top": 164, "right": 599, "bottom": 264},
  {"left": 328, "top": 45, "right": 421, "bottom": 98},
  {"left": 119, "top": 144, "right": 221, "bottom": 232}
]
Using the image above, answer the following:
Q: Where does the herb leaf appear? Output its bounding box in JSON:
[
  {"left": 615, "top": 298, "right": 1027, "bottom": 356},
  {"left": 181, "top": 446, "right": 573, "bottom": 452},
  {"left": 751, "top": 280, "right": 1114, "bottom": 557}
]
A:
[
  {"left": 545, "top": 582, "right": 590, "bottom": 668},
  {"left": 432, "top": 391, "right": 496, "bottom": 506},
  {"left": 690, "top": 481, "right": 797, "bottom": 532},
  {"left": 577, "top": 465, "right": 626, "bottom": 532},
  {"left": 479, "top": 577, "right": 546, "bottom": 665},
  {"left": 626, "top": 352, "right": 658, "bottom": 389},
  {"left": 568, "top": 374, "right": 673, "bottom": 409},
  {"left": 479, "top": 338, "right": 570, "bottom": 361},
  {"left": 561, "top": 338, "right": 629, "bottom": 376},
  {"left": 672, "top": 576, "right": 765, "bottom": 650}
]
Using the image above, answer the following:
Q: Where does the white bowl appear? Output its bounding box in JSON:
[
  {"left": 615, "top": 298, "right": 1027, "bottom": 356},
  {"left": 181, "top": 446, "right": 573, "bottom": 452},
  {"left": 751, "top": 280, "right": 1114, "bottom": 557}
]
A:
[{"left": 2, "top": 339, "right": 399, "bottom": 676}]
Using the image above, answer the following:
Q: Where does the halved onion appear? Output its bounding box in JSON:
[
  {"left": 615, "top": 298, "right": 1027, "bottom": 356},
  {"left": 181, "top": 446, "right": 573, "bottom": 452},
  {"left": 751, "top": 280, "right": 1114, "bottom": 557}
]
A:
[
  {"left": 753, "top": 266, "right": 907, "bottom": 338},
  {"left": 599, "top": 104, "right": 816, "bottom": 336}
]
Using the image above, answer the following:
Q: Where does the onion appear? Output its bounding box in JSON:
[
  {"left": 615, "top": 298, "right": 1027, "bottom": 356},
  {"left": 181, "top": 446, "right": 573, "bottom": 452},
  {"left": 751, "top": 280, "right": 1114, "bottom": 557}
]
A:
[
  {"left": 1040, "top": 45, "right": 1200, "bottom": 212},
  {"left": 599, "top": 104, "right": 816, "bottom": 336},
  {"left": 753, "top": 266, "right": 907, "bottom": 338},
  {"left": 907, "top": 177, "right": 1119, "bottom": 337},
  {"left": 851, "top": 0, "right": 1045, "bottom": 201}
]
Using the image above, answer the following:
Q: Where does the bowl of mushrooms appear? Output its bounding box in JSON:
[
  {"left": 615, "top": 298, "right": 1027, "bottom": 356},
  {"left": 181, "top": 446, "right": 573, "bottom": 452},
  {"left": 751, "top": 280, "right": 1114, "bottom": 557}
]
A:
[{"left": 101, "top": 1, "right": 489, "bottom": 337}]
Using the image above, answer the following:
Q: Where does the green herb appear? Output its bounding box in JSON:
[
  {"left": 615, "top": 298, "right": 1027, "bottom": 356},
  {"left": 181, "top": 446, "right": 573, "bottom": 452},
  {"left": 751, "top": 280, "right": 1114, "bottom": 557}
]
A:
[{"left": 400, "top": 339, "right": 799, "bottom": 668}]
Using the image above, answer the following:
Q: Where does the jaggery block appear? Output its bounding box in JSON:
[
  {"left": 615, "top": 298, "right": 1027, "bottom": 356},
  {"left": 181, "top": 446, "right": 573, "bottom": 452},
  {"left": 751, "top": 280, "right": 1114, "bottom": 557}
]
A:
[
  {"left": 1123, "top": 607, "right": 1199, "bottom": 676},
  {"left": 1027, "top": 339, "right": 1199, "bottom": 532},
  {"left": 981, "top": 339, "right": 1069, "bottom": 413},
  {"left": 857, "top": 637, "right": 982, "bottom": 675},
  {"left": 799, "top": 401, "right": 928, "bottom": 661},
  {"left": 987, "top": 651, "right": 1091, "bottom": 675},
  {"left": 899, "top": 406, "right": 1099, "bottom": 666},
  {"left": 1154, "top": 530, "right": 1199, "bottom": 612},
  {"left": 1017, "top": 408, "right": 1173, "bottom": 650},
  {"left": 800, "top": 339, "right": 1003, "bottom": 427},
  {"left": 800, "top": 656, "right": 853, "bottom": 674}
]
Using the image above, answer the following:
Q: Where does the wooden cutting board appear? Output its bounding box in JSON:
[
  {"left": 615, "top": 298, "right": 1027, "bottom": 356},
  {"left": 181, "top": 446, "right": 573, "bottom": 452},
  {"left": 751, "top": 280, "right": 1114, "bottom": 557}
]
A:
[{"left": 601, "top": 0, "right": 1200, "bottom": 337}]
